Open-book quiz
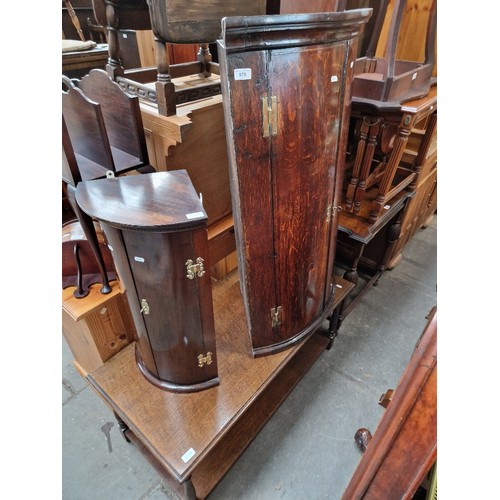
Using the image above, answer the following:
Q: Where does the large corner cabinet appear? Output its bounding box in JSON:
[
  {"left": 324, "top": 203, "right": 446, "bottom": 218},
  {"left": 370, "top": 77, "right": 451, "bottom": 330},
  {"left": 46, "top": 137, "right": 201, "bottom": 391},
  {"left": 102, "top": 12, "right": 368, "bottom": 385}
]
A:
[
  {"left": 218, "top": 10, "right": 372, "bottom": 357},
  {"left": 75, "top": 170, "right": 219, "bottom": 393}
]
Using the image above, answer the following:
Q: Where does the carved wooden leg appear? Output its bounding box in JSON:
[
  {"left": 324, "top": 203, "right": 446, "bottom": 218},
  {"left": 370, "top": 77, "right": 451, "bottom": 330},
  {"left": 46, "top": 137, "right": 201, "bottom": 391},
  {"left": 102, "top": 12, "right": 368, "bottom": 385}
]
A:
[
  {"left": 353, "top": 119, "right": 380, "bottom": 214},
  {"left": 197, "top": 43, "right": 212, "bottom": 78},
  {"left": 374, "top": 202, "right": 406, "bottom": 286},
  {"left": 326, "top": 306, "right": 341, "bottom": 349},
  {"left": 66, "top": 184, "right": 112, "bottom": 295},
  {"left": 343, "top": 242, "right": 365, "bottom": 286},
  {"left": 345, "top": 118, "right": 369, "bottom": 211},
  {"left": 155, "top": 37, "right": 177, "bottom": 116},
  {"left": 73, "top": 243, "right": 89, "bottom": 298},
  {"left": 369, "top": 113, "right": 412, "bottom": 222},
  {"left": 326, "top": 299, "right": 348, "bottom": 350},
  {"left": 113, "top": 412, "right": 131, "bottom": 443},
  {"left": 104, "top": 0, "right": 124, "bottom": 76}
]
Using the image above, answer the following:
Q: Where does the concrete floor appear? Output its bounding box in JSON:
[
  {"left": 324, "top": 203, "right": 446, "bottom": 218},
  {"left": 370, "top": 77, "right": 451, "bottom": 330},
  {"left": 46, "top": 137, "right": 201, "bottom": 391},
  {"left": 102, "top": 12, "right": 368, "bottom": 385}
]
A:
[{"left": 62, "top": 216, "right": 437, "bottom": 500}]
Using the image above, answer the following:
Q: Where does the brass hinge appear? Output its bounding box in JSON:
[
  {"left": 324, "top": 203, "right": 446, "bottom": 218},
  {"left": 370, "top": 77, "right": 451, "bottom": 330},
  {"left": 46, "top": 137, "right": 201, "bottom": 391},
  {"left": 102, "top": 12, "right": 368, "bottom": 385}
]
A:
[
  {"left": 186, "top": 257, "right": 205, "bottom": 279},
  {"left": 271, "top": 306, "right": 282, "bottom": 328},
  {"left": 139, "top": 298, "right": 150, "bottom": 315},
  {"left": 326, "top": 204, "right": 342, "bottom": 223},
  {"left": 198, "top": 352, "right": 213, "bottom": 367},
  {"left": 262, "top": 95, "right": 278, "bottom": 138}
]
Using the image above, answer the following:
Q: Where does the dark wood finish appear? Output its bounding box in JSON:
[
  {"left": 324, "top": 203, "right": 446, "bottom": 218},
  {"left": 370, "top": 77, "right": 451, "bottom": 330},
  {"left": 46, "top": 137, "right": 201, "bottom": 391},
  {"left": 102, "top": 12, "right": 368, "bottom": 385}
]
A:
[
  {"left": 218, "top": 10, "right": 372, "bottom": 356},
  {"left": 62, "top": 76, "right": 115, "bottom": 182},
  {"left": 146, "top": 0, "right": 267, "bottom": 44},
  {"left": 342, "top": 307, "right": 437, "bottom": 499},
  {"left": 343, "top": 85, "right": 436, "bottom": 226},
  {"left": 91, "top": 0, "right": 266, "bottom": 115},
  {"left": 77, "top": 68, "right": 155, "bottom": 175},
  {"left": 76, "top": 170, "right": 219, "bottom": 393},
  {"left": 86, "top": 270, "right": 351, "bottom": 499},
  {"left": 387, "top": 92, "right": 437, "bottom": 268},
  {"left": 62, "top": 45, "right": 108, "bottom": 79},
  {"left": 62, "top": 219, "right": 117, "bottom": 292},
  {"left": 62, "top": 70, "right": 155, "bottom": 296},
  {"left": 351, "top": 0, "right": 437, "bottom": 107},
  {"left": 336, "top": 188, "right": 411, "bottom": 320},
  {"left": 354, "top": 428, "right": 372, "bottom": 452}
]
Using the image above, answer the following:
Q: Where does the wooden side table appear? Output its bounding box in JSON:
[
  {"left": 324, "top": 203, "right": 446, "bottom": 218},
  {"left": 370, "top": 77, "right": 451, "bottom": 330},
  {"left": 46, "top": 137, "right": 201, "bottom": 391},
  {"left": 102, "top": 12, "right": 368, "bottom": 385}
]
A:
[
  {"left": 85, "top": 271, "right": 352, "bottom": 499},
  {"left": 62, "top": 280, "right": 136, "bottom": 377},
  {"left": 336, "top": 188, "right": 411, "bottom": 321}
]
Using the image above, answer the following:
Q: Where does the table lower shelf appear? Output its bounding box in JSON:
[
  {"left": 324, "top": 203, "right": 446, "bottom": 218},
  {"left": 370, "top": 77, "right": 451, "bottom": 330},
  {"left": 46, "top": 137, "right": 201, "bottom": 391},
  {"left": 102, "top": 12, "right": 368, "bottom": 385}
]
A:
[{"left": 86, "top": 271, "right": 352, "bottom": 499}]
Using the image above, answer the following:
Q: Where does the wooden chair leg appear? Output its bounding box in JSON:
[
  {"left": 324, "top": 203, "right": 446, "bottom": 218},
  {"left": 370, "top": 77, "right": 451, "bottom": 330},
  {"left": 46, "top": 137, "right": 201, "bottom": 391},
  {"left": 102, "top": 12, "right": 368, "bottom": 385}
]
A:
[{"left": 66, "top": 184, "right": 112, "bottom": 295}]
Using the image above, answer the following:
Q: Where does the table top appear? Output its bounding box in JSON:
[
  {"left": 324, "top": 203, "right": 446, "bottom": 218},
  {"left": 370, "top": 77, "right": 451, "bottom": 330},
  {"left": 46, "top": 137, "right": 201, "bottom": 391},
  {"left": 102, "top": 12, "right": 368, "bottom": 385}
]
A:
[
  {"left": 87, "top": 270, "right": 352, "bottom": 482},
  {"left": 338, "top": 188, "right": 411, "bottom": 244}
]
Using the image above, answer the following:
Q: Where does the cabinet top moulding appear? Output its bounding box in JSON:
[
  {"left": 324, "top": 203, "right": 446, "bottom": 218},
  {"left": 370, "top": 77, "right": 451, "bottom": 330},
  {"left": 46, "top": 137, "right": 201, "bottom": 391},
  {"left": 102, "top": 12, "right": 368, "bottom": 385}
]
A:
[
  {"left": 75, "top": 170, "right": 207, "bottom": 232},
  {"left": 220, "top": 9, "right": 373, "bottom": 52}
]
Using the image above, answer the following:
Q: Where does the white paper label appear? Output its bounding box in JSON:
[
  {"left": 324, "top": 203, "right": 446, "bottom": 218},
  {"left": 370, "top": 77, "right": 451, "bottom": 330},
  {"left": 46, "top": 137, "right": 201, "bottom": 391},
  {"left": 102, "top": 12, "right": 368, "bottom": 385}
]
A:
[
  {"left": 134, "top": 256, "right": 145, "bottom": 263},
  {"left": 181, "top": 448, "right": 196, "bottom": 463},
  {"left": 331, "top": 75, "right": 338, "bottom": 83},
  {"left": 186, "top": 212, "right": 204, "bottom": 220},
  {"left": 234, "top": 68, "right": 252, "bottom": 80},
  {"left": 384, "top": 204, "right": 391, "bottom": 210},
  {"left": 412, "top": 72, "right": 417, "bottom": 80},
  {"left": 336, "top": 284, "right": 343, "bottom": 289}
]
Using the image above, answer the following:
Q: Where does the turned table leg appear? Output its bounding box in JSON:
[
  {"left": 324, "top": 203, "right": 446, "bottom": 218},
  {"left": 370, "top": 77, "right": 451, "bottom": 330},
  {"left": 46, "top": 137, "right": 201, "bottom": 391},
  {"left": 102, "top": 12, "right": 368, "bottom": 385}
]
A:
[
  {"left": 113, "top": 411, "right": 131, "bottom": 443},
  {"left": 374, "top": 200, "right": 407, "bottom": 286},
  {"left": 343, "top": 241, "right": 365, "bottom": 286},
  {"left": 183, "top": 477, "right": 197, "bottom": 500}
]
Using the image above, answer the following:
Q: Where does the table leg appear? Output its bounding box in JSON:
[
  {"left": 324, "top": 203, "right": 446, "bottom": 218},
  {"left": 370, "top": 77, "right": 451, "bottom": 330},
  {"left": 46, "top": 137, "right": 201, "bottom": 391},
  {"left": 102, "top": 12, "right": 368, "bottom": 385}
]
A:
[
  {"left": 374, "top": 201, "right": 406, "bottom": 286},
  {"left": 343, "top": 241, "right": 365, "bottom": 286},
  {"left": 183, "top": 477, "right": 197, "bottom": 500},
  {"left": 113, "top": 411, "right": 131, "bottom": 443}
]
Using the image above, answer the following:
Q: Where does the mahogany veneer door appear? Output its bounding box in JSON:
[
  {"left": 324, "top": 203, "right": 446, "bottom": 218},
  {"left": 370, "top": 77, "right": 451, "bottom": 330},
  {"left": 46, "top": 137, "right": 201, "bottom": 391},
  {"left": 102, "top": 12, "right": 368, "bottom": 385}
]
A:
[
  {"left": 218, "top": 10, "right": 371, "bottom": 356},
  {"left": 75, "top": 170, "right": 219, "bottom": 393}
]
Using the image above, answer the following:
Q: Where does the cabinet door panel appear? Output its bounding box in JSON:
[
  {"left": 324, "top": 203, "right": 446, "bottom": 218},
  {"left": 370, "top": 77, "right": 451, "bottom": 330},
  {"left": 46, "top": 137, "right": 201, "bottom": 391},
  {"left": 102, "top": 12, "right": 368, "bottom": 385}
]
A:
[
  {"left": 123, "top": 230, "right": 216, "bottom": 385},
  {"left": 224, "top": 49, "right": 277, "bottom": 349},
  {"left": 270, "top": 43, "right": 345, "bottom": 338},
  {"left": 219, "top": 11, "right": 372, "bottom": 356}
]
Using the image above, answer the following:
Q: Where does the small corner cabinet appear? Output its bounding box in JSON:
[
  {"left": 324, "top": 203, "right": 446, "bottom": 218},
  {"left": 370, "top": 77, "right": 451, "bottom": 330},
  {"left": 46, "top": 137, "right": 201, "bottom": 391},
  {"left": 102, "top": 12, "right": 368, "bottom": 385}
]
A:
[
  {"left": 217, "top": 9, "right": 372, "bottom": 356},
  {"left": 75, "top": 170, "right": 219, "bottom": 393}
]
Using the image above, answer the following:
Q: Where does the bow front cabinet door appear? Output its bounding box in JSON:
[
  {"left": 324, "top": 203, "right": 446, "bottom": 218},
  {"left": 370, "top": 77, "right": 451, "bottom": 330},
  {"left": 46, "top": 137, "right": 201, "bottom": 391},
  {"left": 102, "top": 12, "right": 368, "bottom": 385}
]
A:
[
  {"left": 218, "top": 10, "right": 372, "bottom": 356},
  {"left": 76, "top": 170, "right": 219, "bottom": 392}
]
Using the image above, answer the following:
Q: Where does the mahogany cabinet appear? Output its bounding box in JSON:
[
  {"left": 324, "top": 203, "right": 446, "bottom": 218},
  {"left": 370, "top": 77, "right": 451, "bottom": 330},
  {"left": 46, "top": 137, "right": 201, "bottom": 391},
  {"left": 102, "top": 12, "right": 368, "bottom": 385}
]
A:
[
  {"left": 62, "top": 280, "right": 136, "bottom": 376},
  {"left": 218, "top": 9, "right": 372, "bottom": 356},
  {"left": 75, "top": 170, "right": 219, "bottom": 393}
]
